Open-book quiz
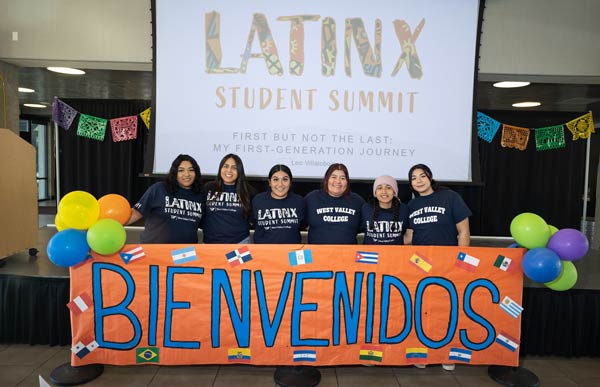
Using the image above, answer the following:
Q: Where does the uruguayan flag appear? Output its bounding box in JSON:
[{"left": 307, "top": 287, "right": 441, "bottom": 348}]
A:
[
  {"left": 171, "top": 246, "right": 197, "bottom": 264},
  {"left": 499, "top": 296, "right": 523, "bottom": 318}
]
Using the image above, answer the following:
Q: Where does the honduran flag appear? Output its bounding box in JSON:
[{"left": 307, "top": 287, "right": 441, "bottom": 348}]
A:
[
  {"left": 67, "top": 292, "right": 93, "bottom": 315},
  {"left": 496, "top": 331, "right": 520, "bottom": 352},
  {"left": 405, "top": 347, "right": 428, "bottom": 362},
  {"left": 454, "top": 252, "right": 480, "bottom": 272},
  {"left": 228, "top": 348, "right": 251, "bottom": 362},
  {"left": 71, "top": 336, "right": 99, "bottom": 359},
  {"left": 288, "top": 249, "right": 313, "bottom": 266},
  {"left": 120, "top": 246, "right": 145, "bottom": 264},
  {"left": 359, "top": 345, "right": 383, "bottom": 362},
  {"left": 493, "top": 255, "right": 513, "bottom": 272},
  {"left": 448, "top": 347, "right": 472, "bottom": 363},
  {"left": 293, "top": 350, "right": 317, "bottom": 362},
  {"left": 171, "top": 246, "right": 197, "bottom": 264},
  {"left": 355, "top": 251, "right": 379, "bottom": 264},
  {"left": 499, "top": 296, "right": 523, "bottom": 318},
  {"left": 226, "top": 246, "right": 253, "bottom": 267},
  {"left": 409, "top": 253, "right": 432, "bottom": 273}
]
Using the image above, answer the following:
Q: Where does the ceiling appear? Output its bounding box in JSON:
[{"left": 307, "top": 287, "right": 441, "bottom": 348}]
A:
[{"left": 17, "top": 66, "right": 600, "bottom": 123}]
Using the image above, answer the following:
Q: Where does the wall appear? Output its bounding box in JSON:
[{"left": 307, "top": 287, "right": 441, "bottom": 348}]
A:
[{"left": 0, "top": 60, "right": 20, "bottom": 133}]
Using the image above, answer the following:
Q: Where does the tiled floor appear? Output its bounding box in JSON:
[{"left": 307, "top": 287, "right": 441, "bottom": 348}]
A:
[{"left": 0, "top": 344, "right": 599, "bottom": 386}]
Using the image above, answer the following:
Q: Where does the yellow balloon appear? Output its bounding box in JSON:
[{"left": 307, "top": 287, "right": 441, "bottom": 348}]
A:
[
  {"left": 58, "top": 191, "right": 100, "bottom": 230},
  {"left": 54, "top": 213, "right": 67, "bottom": 232}
]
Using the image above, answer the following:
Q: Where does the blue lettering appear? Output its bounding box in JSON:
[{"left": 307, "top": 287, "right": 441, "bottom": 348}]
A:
[
  {"left": 379, "top": 275, "right": 412, "bottom": 344},
  {"left": 254, "top": 270, "right": 293, "bottom": 347},
  {"left": 332, "top": 272, "right": 363, "bottom": 345},
  {"left": 414, "top": 277, "right": 458, "bottom": 349},
  {"left": 460, "top": 279, "right": 498, "bottom": 350},
  {"left": 211, "top": 269, "right": 251, "bottom": 348},
  {"left": 291, "top": 271, "right": 333, "bottom": 346},
  {"left": 164, "top": 267, "right": 204, "bottom": 349}
]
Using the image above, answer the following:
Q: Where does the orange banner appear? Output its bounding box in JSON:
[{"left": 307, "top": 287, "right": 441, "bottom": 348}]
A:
[{"left": 69, "top": 244, "right": 524, "bottom": 366}]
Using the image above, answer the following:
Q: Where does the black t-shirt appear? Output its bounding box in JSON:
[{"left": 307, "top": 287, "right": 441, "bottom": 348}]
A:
[
  {"left": 252, "top": 191, "right": 306, "bottom": 244},
  {"left": 202, "top": 183, "right": 250, "bottom": 243},
  {"left": 305, "top": 189, "right": 365, "bottom": 244}
]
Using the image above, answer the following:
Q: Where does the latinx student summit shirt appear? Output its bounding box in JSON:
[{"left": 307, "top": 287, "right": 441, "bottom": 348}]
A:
[
  {"left": 361, "top": 202, "right": 409, "bottom": 245},
  {"left": 202, "top": 184, "right": 250, "bottom": 243},
  {"left": 252, "top": 192, "right": 306, "bottom": 243},
  {"left": 305, "top": 189, "right": 365, "bottom": 244}
]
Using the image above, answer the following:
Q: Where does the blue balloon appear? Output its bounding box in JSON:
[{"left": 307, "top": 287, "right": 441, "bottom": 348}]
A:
[
  {"left": 46, "top": 229, "right": 90, "bottom": 267},
  {"left": 508, "top": 242, "right": 521, "bottom": 248},
  {"left": 522, "top": 247, "right": 562, "bottom": 283}
]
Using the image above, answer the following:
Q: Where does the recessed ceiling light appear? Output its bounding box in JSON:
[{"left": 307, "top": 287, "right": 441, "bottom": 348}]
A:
[
  {"left": 46, "top": 67, "right": 86, "bottom": 75},
  {"left": 512, "top": 102, "right": 541, "bottom": 108},
  {"left": 23, "top": 103, "right": 47, "bottom": 108},
  {"left": 18, "top": 87, "right": 35, "bottom": 93},
  {"left": 493, "top": 81, "right": 531, "bottom": 88}
]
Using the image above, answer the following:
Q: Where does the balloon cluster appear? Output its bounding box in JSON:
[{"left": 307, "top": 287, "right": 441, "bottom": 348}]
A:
[
  {"left": 510, "top": 213, "right": 589, "bottom": 291},
  {"left": 47, "top": 191, "right": 131, "bottom": 267}
]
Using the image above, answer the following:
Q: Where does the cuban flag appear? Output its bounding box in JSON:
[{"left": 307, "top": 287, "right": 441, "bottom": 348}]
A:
[
  {"left": 71, "top": 336, "right": 99, "bottom": 359},
  {"left": 288, "top": 249, "right": 313, "bottom": 266},
  {"left": 67, "top": 292, "right": 92, "bottom": 315},
  {"left": 171, "top": 246, "right": 197, "bottom": 264},
  {"left": 499, "top": 296, "right": 523, "bottom": 318},
  {"left": 226, "top": 246, "right": 253, "bottom": 267},
  {"left": 355, "top": 251, "right": 379, "bottom": 264},
  {"left": 454, "top": 252, "right": 480, "bottom": 272},
  {"left": 496, "top": 331, "right": 520, "bottom": 352},
  {"left": 293, "top": 350, "right": 317, "bottom": 362},
  {"left": 120, "top": 246, "right": 145, "bottom": 264},
  {"left": 448, "top": 347, "right": 472, "bottom": 363}
]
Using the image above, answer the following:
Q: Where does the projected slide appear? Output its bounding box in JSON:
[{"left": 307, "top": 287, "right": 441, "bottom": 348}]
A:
[{"left": 153, "top": 0, "right": 480, "bottom": 181}]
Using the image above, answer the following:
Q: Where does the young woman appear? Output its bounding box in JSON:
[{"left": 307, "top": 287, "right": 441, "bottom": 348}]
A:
[
  {"left": 202, "top": 154, "right": 254, "bottom": 244},
  {"left": 252, "top": 164, "right": 306, "bottom": 244},
  {"left": 128, "top": 154, "right": 205, "bottom": 243},
  {"left": 361, "top": 175, "right": 409, "bottom": 244},
  {"left": 304, "top": 163, "right": 365, "bottom": 244}
]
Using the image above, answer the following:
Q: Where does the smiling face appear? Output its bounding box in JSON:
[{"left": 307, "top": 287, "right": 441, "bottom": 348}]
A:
[
  {"left": 176, "top": 160, "right": 196, "bottom": 189},
  {"left": 269, "top": 171, "right": 291, "bottom": 199},
  {"left": 327, "top": 169, "right": 348, "bottom": 197},
  {"left": 410, "top": 168, "right": 434, "bottom": 196},
  {"left": 220, "top": 157, "right": 238, "bottom": 185},
  {"left": 374, "top": 183, "right": 395, "bottom": 208}
]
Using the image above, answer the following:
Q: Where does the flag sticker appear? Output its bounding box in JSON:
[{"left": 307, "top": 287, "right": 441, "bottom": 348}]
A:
[
  {"left": 409, "top": 253, "right": 432, "bottom": 273},
  {"left": 228, "top": 348, "right": 251, "bottom": 362},
  {"left": 455, "top": 252, "right": 480, "bottom": 272},
  {"left": 355, "top": 251, "right": 379, "bottom": 264},
  {"left": 71, "top": 336, "right": 99, "bottom": 359},
  {"left": 136, "top": 347, "right": 159, "bottom": 363},
  {"left": 496, "top": 331, "right": 520, "bottom": 352},
  {"left": 359, "top": 345, "right": 383, "bottom": 362},
  {"left": 288, "top": 249, "right": 313, "bottom": 266},
  {"left": 226, "top": 246, "right": 253, "bottom": 267},
  {"left": 494, "top": 255, "right": 513, "bottom": 272},
  {"left": 500, "top": 296, "right": 523, "bottom": 318},
  {"left": 171, "top": 246, "right": 197, "bottom": 265},
  {"left": 293, "top": 350, "right": 317, "bottom": 362},
  {"left": 448, "top": 347, "right": 472, "bottom": 362},
  {"left": 405, "top": 347, "right": 428, "bottom": 361},
  {"left": 67, "top": 292, "right": 92, "bottom": 315},
  {"left": 120, "top": 246, "right": 145, "bottom": 264}
]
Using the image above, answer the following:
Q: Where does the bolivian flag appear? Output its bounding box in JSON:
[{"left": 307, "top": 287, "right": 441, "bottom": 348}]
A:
[
  {"left": 228, "top": 347, "right": 251, "bottom": 362},
  {"left": 359, "top": 345, "right": 383, "bottom": 362}
]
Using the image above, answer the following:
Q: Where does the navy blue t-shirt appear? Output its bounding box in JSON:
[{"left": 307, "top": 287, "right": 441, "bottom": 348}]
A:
[
  {"left": 202, "top": 183, "right": 250, "bottom": 243},
  {"left": 305, "top": 189, "right": 365, "bottom": 244},
  {"left": 361, "top": 202, "right": 409, "bottom": 245},
  {"left": 407, "top": 189, "right": 472, "bottom": 246},
  {"left": 252, "top": 191, "right": 306, "bottom": 244},
  {"left": 134, "top": 182, "right": 205, "bottom": 244}
]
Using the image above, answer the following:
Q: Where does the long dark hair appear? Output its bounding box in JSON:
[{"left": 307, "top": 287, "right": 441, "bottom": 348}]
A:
[
  {"left": 206, "top": 153, "right": 254, "bottom": 216},
  {"left": 322, "top": 163, "right": 351, "bottom": 197},
  {"left": 408, "top": 163, "right": 438, "bottom": 197},
  {"left": 165, "top": 154, "right": 203, "bottom": 194}
]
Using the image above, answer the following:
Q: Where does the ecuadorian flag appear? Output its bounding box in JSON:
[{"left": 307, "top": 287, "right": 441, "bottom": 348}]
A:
[
  {"left": 359, "top": 345, "right": 383, "bottom": 362},
  {"left": 228, "top": 348, "right": 251, "bottom": 362},
  {"left": 405, "top": 347, "right": 428, "bottom": 362}
]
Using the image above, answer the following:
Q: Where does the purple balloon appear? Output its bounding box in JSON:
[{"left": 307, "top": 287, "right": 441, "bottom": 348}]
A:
[
  {"left": 547, "top": 228, "right": 589, "bottom": 261},
  {"left": 522, "top": 248, "right": 562, "bottom": 283}
]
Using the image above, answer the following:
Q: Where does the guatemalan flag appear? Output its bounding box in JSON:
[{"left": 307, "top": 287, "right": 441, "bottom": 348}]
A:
[
  {"left": 288, "top": 249, "right": 313, "bottom": 266},
  {"left": 226, "top": 246, "right": 253, "bottom": 267}
]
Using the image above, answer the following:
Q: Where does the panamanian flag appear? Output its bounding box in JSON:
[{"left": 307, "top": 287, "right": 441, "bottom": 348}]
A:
[
  {"left": 226, "top": 246, "right": 253, "bottom": 267},
  {"left": 67, "top": 292, "right": 92, "bottom": 315},
  {"left": 355, "top": 251, "right": 379, "bottom": 264},
  {"left": 496, "top": 331, "right": 520, "bottom": 352},
  {"left": 71, "top": 336, "right": 99, "bottom": 359},
  {"left": 171, "top": 246, "right": 197, "bottom": 264},
  {"left": 454, "top": 252, "right": 480, "bottom": 272},
  {"left": 293, "top": 350, "right": 317, "bottom": 362}
]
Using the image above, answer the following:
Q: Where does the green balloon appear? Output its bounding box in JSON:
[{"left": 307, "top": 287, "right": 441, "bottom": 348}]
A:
[
  {"left": 87, "top": 218, "right": 126, "bottom": 255},
  {"left": 544, "top": 261, "right": 577, "bottom": 291},
  {"left": 548, "top": 224, "right": 559, "bottom": 236},
  {"left": 510, "top": 213, "right": 550, "bottom": 249}
]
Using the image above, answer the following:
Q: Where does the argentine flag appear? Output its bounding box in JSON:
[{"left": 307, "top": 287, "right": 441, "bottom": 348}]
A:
[{"left": 171, "top": 246, "right": 197, "bottom": 264}]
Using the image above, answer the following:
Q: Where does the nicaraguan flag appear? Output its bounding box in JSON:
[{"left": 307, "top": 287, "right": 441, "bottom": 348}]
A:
[
  {"left": 499, "top": 296, "right": 523, "bottom": 318},
  {"left": 359, "top": 345, "right": 383, "bottom": 362},
  {"left": 355, "top": 251, "right": 379, "bottom": 264},
  {"left": 228, "top": 348, "right": 251, "bottom": 362},
  {"left": 409, "top": 253, "right": 432, "bottom": 273},
  {"left": 67, "top": 292, "right": 93, "bottom": 315},
  {"left": 496, "top": 331, "right": 520, "bottom": 352},
  {"left": 136, "top": 347, "right": 159, "bottom": 363},
  {"left": 405, "top": 347, "right": 428, "bottom": 361},
  {"left": 494, "top": 255, "right": 513, "bottom": 272},
  {"left": 448, "top": 347, "right": 472, "bottom": 362},
  {"left": 226, "top": 246, "right": 253, "bottom": 267},
  {"left": 288, "top": 249, "right": 313, "bottom": 266},
  {"left": 171, "top": 246, "right": 197, "bottom": 264},
  {"left": 71, "top": 336, "right": 99, "bottom": 359},
  {"left": 293, "top": 350, "right": 317, "bottom": 362},
  {"left": 454, "top": 252, "right": 480, "bottom": 272},
  {"left": 120, "top": 246, "right": 145, "bottom": 264}
]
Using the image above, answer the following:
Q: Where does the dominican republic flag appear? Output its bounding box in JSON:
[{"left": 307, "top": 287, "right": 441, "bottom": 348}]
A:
[
  {"left": 448, "top": 347, "right": 472, "bottom": 363},
  {"left": 494, "top": 255, "right": 513, "bottom": 272},
  {"left": 455, "top": 252, "right": 480, "bottom": 272},
  {"left": 67, "top": 292, "right": 92, "bottom": 315},
  {"left": 405, "top": 347, "right": 428, "bottom": 362},
  {"left": 171, "top": 246, "right": 197, "bottom": 264},
  {"left": 226, "top": 246, "right": 253, "bottom": 267},
  {"left": 288, "top": 249, "right": 313, "bottom": 266},
  {"left": 499, "top": 296, "right": 523, "bottom": 318},
  {"left": 228, "top": 348, "right": 251, "bottom": 362},
  {"left": 496, "top": 331, "right": 520, "bottom": 352},
  {"left": 71, "top": 336, "right": 99, "bottom": 359},
  {"left": 409, "top": 253, "right": 432, "bottom": 273},
  {"left": 355, "top": 251, "right": 379, "bottom": 264},
  {"left": 120, "top": 246, "right": 145, "bottom": 264},
  {"left": 293, "top": 350, "right": 317, "bottom": 362}
]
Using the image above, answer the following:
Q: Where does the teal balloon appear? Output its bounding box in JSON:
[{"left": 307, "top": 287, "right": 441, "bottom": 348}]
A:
[
  {"left": 510, "top": 213, "right": 550, "bottom": 249},
  {"left": 544, "top": 261, "right": 578, "bottom": 291},
  {"left": 87, "top": 219, "right": 126, "bottom": 255}
]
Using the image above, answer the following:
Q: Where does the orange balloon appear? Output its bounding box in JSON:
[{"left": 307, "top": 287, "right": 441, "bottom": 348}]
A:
[{"left": 98, "top": 194, "right": 132, "bottom": 225}]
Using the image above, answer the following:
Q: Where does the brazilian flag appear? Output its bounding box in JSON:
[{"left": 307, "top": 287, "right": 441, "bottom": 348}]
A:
[{"left": 136, "top": 347, "right": 159, "bottom": 363}]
